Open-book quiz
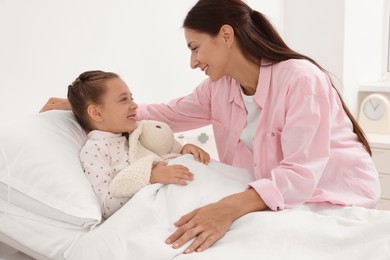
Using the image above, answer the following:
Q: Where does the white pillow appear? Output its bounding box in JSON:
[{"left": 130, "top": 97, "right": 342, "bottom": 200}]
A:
[{"left": 0, "top": 110, "right": 102, "bottom": 228}]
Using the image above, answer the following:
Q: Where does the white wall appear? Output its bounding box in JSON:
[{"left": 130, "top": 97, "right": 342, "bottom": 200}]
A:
[
  {"left": 0, "top": 0, "right": 282, "bottom": 125},
  {"left": 283, "top": 0, "right": 345, "bottom": 89},
  {"left": 343, "top": 0, "right": 386, "bottom": 113},
  {"left": 0, "top": 0, "right": 387, "bottom": 125},
  {"left": 283, "top": 0, "right": 387, "bottom": 115},
  {"left": 0, "top": 0, "right": 196, "bottom": 123}
]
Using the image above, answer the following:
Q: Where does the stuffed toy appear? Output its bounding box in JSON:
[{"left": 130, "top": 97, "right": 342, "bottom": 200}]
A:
[{"left": 109, "top": 120, "right": 183, "bottom": 198}]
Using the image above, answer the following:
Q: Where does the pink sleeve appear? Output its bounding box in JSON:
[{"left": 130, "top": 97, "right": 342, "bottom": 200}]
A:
[{"left": 136, "top": 79, "right": 212, "bottom": 132}]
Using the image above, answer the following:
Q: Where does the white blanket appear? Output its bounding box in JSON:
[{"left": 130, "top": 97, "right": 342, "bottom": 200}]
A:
[{"left": 67, "top": 155, "right": 390, "bottom": 260}]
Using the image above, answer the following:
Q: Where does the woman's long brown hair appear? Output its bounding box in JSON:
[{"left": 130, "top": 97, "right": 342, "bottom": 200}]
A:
[{"left": 183, "top": 0, "right": 371, "bottom": 155}]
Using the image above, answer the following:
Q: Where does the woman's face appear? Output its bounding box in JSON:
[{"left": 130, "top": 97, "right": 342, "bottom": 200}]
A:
[
  {"left": 184, "top": 28, "right": 230, "bottom": 81},
  {"left": 95, "top": 78, "right": 138, "bottom": 134}
]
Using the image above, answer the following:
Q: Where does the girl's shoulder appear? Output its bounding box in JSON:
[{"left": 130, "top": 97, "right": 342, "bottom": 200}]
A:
[
  {"left": 87, "top": 130, "right": 123, "bottom": 140},
  {"left": 82, "top": 131, "right": 125, "bottom": 152}
]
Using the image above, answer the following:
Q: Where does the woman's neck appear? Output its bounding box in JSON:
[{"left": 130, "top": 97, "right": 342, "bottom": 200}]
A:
[
  {"left": 230, "top": 56, "right": 260, "bottom": 96},
  {"left": 226, "top": 41, "right": 260, "bottom": 96}
]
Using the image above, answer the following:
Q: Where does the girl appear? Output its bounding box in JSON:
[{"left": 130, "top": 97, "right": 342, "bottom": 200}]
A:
[{"left": 67, "top": 70, "right": 210, "bottom": 219}]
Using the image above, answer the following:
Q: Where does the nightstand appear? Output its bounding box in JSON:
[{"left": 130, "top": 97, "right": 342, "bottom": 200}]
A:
[{"left": 367, "top": 133, "right": 390, "bottom": 210}]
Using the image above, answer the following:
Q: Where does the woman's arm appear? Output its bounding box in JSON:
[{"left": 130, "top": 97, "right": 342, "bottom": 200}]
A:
[
  {"left": 39, "top": 97, "right": 71, "bottom": 112},
  {"left": 165, "top": 187, "right": 267, "bottom": 253},
  {"left": 136, "top": 79, "right": 214, "bottom": 132}
]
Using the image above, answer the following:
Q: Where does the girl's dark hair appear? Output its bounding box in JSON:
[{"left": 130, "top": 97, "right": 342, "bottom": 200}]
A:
[
  {"left": 67, "top": 70, "right": 119, "bottom": 132},
  {"left": 183, "top": 0, "right": 372, "bottom": 155}
]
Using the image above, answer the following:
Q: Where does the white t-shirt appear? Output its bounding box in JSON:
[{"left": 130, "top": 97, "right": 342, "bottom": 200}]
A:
[{"left": 240, "top": 91, "right": 261, "bottom": 151}]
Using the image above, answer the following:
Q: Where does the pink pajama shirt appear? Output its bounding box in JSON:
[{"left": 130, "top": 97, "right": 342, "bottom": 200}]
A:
[{"left": 80, "top": 130, "right": 130, "bottom": 219}]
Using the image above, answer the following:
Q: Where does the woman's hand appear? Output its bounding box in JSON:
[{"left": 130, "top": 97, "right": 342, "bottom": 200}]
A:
[
  {"left": 181, "top": 144, "right": 210, "bottom": 164},
  {"left": 150, "top": 161, "right": 194, "bottom": 185},
  {"left": 165, "top": 188, "right": 267, "bottom": 253},
  {"left": 166, "top": 201, "right": 234, "bottom": 254},
  {"left": 39, "top": 97, "right": 71, "bottom": 113}
]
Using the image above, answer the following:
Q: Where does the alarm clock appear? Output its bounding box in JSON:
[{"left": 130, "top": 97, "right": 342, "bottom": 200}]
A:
[{"left": 358, "top": 93, "right": 390, "bottom": 135}]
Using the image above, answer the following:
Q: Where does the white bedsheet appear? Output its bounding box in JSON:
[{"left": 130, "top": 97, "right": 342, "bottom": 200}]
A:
[
  {"left": 0, "top": 200, "right": 86, "bottom": 260},
  {"left": 67, "top": 154, "right": 390, "bottom": 260}
]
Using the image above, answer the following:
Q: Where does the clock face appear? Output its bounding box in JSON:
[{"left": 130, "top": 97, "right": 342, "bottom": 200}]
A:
[{"left": 363, "top": 97, "right": 386, "bottom": 121}]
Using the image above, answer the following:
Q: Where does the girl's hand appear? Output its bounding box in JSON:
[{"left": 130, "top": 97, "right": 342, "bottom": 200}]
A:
[
  {"left": 150, "top": 161, "right": 193, "bottom": 185},
  {"left": 181, "top": 144, "right": 210, "bottom": 164},
  {"left": 39, "top": 97, "right": 71, "bottom": 113}
]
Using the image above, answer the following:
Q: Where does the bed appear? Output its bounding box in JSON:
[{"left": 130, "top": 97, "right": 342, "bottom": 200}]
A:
[{"left": 0, "top": 110, "right": 390, "bottom": 260}]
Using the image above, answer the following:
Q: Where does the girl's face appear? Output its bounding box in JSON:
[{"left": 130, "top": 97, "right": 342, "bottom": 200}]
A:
[
  {"left": 94, "top": 78, "right": 138, "bottom": 134},
  {"left": 184, "top": 28, "right": 231, "bottom": 81}
]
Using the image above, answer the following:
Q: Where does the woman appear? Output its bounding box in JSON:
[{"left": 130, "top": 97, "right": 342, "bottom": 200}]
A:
[{"left": 41, "top": 0, "right": 380, "bottom": 254}]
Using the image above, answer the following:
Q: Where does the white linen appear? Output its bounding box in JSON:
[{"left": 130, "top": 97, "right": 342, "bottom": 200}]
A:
[
  {"left": 0, "top": 241, "right": 35, "bottom": 260},
  {"left": 0, "top": 110, "right": 102, "bottom": 227},
  {"left": 67, "top": 154, "right": 390, "bottom": 260},
  {"left": 0, "top": 199, "right": 86, "bottom": 260}
]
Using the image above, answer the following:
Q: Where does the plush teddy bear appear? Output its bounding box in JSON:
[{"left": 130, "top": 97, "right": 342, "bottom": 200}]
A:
[{"left": 108, "top": 120, "right": 183, "bottom": 198}]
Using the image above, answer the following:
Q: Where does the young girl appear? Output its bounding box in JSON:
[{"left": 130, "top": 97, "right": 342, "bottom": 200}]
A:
[{"left": 67, "top": 70, "right": 210, "bottom": 219}]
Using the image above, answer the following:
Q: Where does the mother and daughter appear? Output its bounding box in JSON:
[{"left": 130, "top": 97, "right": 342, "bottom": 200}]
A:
[{"left": 40, "top": 0, "right": 380, "bottom": 254}]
